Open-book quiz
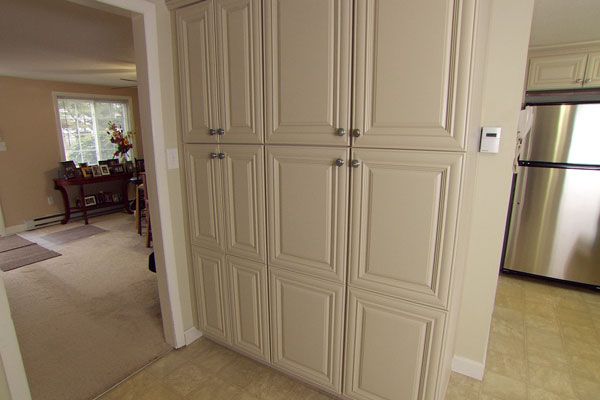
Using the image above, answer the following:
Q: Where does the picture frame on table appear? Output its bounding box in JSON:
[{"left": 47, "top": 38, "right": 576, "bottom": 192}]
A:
[
  {"left": 125, "top": 161, "right": 134, "bottom": 174},
  {"left": 81, "top": 166, "right": 93, "bottom": 178},
  {"left": 83, "top": 195, "right": 96, "bottom": 207},
  {"left": 112, "top": 165, "right": 125, "bottom": 174},
  {"left": 91, "top": 165, "right": 102, "bottom": 177},
  {"left": 60, "top": 160, "right": 77, "bottom": 180},
  {"left": 100, "top": 165, "right": 110, "bottom": 176},
  {"left": 112, "top": 193, "right": 121, "bottom": 203}
]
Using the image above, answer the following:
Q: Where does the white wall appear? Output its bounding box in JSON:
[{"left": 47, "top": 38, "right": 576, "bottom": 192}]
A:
[{"left": 453, "top": 0, "right": 534, "bottom": 376}]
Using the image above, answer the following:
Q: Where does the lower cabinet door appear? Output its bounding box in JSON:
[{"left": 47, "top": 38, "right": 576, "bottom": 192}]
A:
[
  {"left": 227, "top": 255, "right": 270, "bottom": 361},
  {"left": 269, "top": 268, "right": 344, "bottom": 393},
  {"left": 192, "top": 247, "right": 230, "bottom": 343},
  {"left": 344, "top": 288, "right": 446, "bottom": 400}
]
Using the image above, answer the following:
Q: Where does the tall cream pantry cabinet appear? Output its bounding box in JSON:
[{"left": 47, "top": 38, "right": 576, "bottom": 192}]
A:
[{"left": 171, "top": 0, "right": 481, "bottom": 399}]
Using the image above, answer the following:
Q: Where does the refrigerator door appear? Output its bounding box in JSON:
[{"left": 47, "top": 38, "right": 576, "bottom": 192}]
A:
[
  {"left": 523, "top": 104, "right": 600, "bottom": 165},
  {"left": 505, "top": 166, "right": 600, "bottom": 286}
]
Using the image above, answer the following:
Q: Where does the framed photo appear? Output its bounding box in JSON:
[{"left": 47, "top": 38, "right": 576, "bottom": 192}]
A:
[
  {"left": 107, "top": 159, "right": 120, "bottom": 168},
  {"left": 135, "top": 158, "right": 145, "bottom": 173},
  {"left": 100, "top": 165, "right": 111, "bottom": 176},
  {"left": 60, "top": 160, "right": 77, "bottom": 179},
  {"left": 104, "top": 192, "right": 113, "bottom": 203},
  {"left": 112, "top": 165, "right": 125, "bottom": 174},
  {"left": 83, "top": 195, "right": 96, "bottom": 207},
  {"left": 112, "top": 193, "right": 121, "bottom": 203},
  {"left": 92, "top": 165, "right": 102, "bottom": 177},
  {"left": 81, "top": 166, "right": 93, "bottom": 178},
  {"left": 125, "top": 161, "right": 134, "bottom": 174},
  {"left": 96, "top": 192, "right": 105, "bottom": 205}
]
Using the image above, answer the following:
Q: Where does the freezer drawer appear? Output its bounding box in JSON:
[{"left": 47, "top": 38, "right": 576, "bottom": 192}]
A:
[{"left": 505, "top": 166, "right": 600, "bottom": 286}]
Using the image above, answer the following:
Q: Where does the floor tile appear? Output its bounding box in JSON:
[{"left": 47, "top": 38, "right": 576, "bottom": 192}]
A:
[
  {"left": 527, "top": 362, "right": 576, "bottom": 397},
  {"left": 525, "top": 327, "right": 564, "bottom": 352},
  {"left": 481, "top": 371, "right": 527, "bottom": 400},
  {"left": 486, "top": 350, "right": 528, "bottom": 381},
  {"left": 444, "top": 372, "right": 481, "bottom": 400},
  {"left": 163, "top": 363, "right": 213, "bottom": 397},
  {"left": 528, "top": 386, "right": 577, "bottom": 400},
  {"left": 570, "top": 375, "right": 600, "bottom": 400}
]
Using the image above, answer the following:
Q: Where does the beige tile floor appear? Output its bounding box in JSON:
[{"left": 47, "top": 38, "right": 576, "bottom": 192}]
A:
[{"left": 98, "top": 274, "right": 600, "bottom": 400}]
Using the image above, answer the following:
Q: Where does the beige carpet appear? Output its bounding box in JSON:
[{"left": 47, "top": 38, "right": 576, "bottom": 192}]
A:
[{"left": 2, "top": 213, "right": 172, "bottom": 400}]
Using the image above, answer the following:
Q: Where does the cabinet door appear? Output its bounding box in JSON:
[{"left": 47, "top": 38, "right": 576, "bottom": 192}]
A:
[
  {"left": 184, "top": 144, "right": 224, "bottom": 251},
  {"left": 269, "top": 268, "right": 344, "bottom": 392},
  {"left": 267, "top": 146, "right": 349, "bottom": 282},
  {"left": 349, "top": 149, "right": 462, "bottom": 308},
  {"left": 264, "top": 0, "right": 351, "bottom": 146},
  {"left": 176, "top": 2, "right": 219, "bottom": 143},
  {"left": 192, "top": 247, "right": 230, "bottom": 342},
  {"left": 215, "top": 0, "right": 264, "bottom": 143},
  {"left": 227, "top": 256, "right": 270, "bottom": 361},
  {"left": 353, "top": 0, "right": 476, "bottom": 150},
  {"left": 221, "top": 145, "right": 266, "bottom": 262},
  {"left": 344, "top": 288, "right": 445, "bottom": 400},
  {"left": 527, "top": 53, "right": 588, "bottom": 91},
  {"left": 584, "top": 52, "right": 600, "bottom": 88}
]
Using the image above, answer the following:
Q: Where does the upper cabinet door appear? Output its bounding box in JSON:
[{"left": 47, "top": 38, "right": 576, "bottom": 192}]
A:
[
  {"left": 264, "top": 0, "right": 352, "bottom": 146},
  {"left": 584, "top": 52, "right": 600, "bottom": 88},
  {"left": 176, "top": 2, "right": 219, "bottom": 143},
  {"left": 214, "top": 0, "right": 264, "bottom": 143},
  {"left": 184, "top": 144, "right": 225, "bottom": 251},
  {"left": 349, "top": 149, "right": 463, "bottom": 308},
  {"left": 220, "top": 145, "right": 266, "bottom": 262},
  {"left": 527, "top": 53, "right": 588, "bottom": 91},
  {"left": 353, "top": 0, "right": 476, "bottom": 151},
  {"left": 267, "top": 146, "right": 349, "bottom": 283}
]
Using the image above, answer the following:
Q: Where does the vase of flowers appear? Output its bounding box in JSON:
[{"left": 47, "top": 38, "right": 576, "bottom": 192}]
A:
[{"left": 106, "top": 122, "right": 134, "bottom": 163}]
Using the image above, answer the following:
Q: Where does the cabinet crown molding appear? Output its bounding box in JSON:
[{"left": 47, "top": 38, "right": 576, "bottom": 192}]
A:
[
  {"left": 529, "top": 40, "right": 600, "bottom": 57},
  {"left": 166, "top": 0, "right": 203, "bottom": 10}
]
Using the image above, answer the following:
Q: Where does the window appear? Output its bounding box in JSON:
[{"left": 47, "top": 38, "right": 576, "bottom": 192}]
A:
[{"left": 56, "top": 96, "right": 132, "bottom": 165}]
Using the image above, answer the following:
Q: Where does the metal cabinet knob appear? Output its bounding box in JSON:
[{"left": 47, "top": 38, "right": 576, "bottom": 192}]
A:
[
  {"left": 217, "top": 128, "right": 225, "bottom": 136},
  {"left": 218, "top": 152, "right": 226, "bottom": 159},
  {"left": 335, "top": 159, "right": 345, "bottom": 167},
  {"left": 584, "top": 78, "right": 592, "bottom": 84},
  {"left": 209, "top": 152, "right": 219, "bottom": 159},
  {"left": 336, "top": 128, "right": 346, "bottom": 136},
  {"left": 351, "top": 159, "right": 361, "bottom": 168},
  {"left": 209, "top": 128, "right": 217, "bottom": 136},
  {"left": 352, "top": 129, "right": 362, "bottom": 138},
  {"left": 575, "top": 78, "right": 583, "bottom": 84}
]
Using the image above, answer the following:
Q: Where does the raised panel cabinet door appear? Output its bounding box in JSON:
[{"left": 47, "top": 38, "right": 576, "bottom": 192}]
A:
[
  {"left": 184, "top": 144, "right": 225, "bottom": 251},
  {"left": 344, "top": 288, "right": 446, "bottom": 400},
  {"left": 527, "top": 53, "right": 588, "bottom": 91},
  {"left": 583, "top": 52, "right": 600, "bottom": 88},
  {"left": 176, "top": 2, "right": 219, "bottom": 143},
  {"left": 267, "top": 146, "right": 349, "bottom": 283},
  {"left": 269, "top": 268, "right": 344, "bottom": 392},
  {"left": 352, "top": 0, "right": 477, "bottom": 150},
  {"left": 264, "top": 0, "right": 351, "bottom": 146},
  {"left": 215, "top": 0, "right": 264, "bottom": 143},
  {"left": 192, "top": 247, "right": 230, "bottom": 342},
  {"left": 349, "top": 149, "right": 463, "bottom": 308},
  {"left": 220, "top": 145, "right": 266, "bottom": 262},
  {"left": 227, "top": 256, "right": 270, "bottom": 361}
]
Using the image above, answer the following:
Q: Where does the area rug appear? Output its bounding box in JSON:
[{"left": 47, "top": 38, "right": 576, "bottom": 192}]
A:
[
  {"left": 0, "top": 235, "right": 35, "bottom": 253},
  {"left": 0, "top": 244, "right": 61, "bottom": 272},
  {"left": 41, "top": 224, "right": 106, "bottom": 245}
]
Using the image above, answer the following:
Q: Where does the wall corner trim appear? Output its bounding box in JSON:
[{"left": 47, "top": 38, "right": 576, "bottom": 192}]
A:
[
  {"left": 184, "top": 327, "right": 203, "bottom": 346},
  {"left": 451, "top": 356, "right": 485, "bottom": 380}
]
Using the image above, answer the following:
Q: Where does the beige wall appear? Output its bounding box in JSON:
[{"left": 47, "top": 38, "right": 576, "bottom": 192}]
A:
[
  {"left": 454, "top": 0, "right": 534, "bottom": 369},
  {"left": 0, "top": 76, "right": 143, "bottom": 229}
]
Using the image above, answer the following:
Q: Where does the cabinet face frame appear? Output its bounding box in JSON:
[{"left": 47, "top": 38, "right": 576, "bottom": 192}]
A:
[
  {"left": 176, "top": 2, "right": 219, "bottom": 143},
  {"left": 584, "top": 52, "right": 600, "bottom": 88},
  {"left": 227, "top": 255, "right": 270, "bottom": 361},
  {"left": 266, "top": 146, "right": 349, "bottom": 283},
  {"left": 344, "top": 288, "right": 446, "bottom": 400},
  {"left": 184, "top": 144, "right": 225, "bottom": 251},
  {"left": 264, "top": 0, "right": 352, "bottom": 146},
  {"left": 527, "top": 53, "right": 588, "bottom": 91},
  {"left": 348, "top": 149, "right": 463, "bottom": 308},
  {"left": 220, "top": 145, "right": 267, "bottom": 262},
  {"left": 269, "top": 268, "right": 344, "bottom": 392},
  {"left": 192, "top": 246, "right": 230, "bottom": 342},
  {"left": 352, "top": 0, "right": 476, "bottom": 151},
  {"left": 214, "top": 0, "right": 264, "bottom": 144}
]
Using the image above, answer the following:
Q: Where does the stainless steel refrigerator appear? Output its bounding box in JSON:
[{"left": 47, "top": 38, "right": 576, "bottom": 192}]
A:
[{"left": 503, "top": 103, "right": 600, "bottom": 287}]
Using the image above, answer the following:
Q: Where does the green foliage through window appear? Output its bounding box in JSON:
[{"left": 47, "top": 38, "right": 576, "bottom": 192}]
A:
[{"left": 57, "top": 97, "right": 130, "bottom": 165}]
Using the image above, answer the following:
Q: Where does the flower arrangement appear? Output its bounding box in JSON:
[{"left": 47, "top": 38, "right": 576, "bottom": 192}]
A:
[{"left": 106, "top": 121, "right": 134, "bottom": 160}]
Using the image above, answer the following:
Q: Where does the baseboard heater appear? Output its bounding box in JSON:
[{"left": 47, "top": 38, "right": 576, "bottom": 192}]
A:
[{"left": 25, "top": 206, "right": 123, "bottom": 230}]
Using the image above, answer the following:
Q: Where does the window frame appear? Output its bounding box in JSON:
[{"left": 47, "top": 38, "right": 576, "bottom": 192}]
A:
[{"left": 52, "top": 92, "right": 137, "bottom": 163}]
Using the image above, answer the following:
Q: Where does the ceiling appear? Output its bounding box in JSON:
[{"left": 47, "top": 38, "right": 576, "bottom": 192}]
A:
[
  {"left": 530, "top": 0, "right": 600, "bottom": 47},
  {"left": 0, "top": 0, "right": 136, "bottom": 87}
]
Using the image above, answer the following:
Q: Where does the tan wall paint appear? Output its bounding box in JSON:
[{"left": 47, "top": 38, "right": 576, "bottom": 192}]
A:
[
  {"left": 0, "top": 76, "right": 143, "bottom": 228},
  {"left": 454, "top": 0, "right": 534, "bottom": 367}
]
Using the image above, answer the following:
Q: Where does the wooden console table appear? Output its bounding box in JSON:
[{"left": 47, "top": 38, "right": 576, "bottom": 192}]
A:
[{"left": 53, "top": 174, "right": 133, "bottom": 225}]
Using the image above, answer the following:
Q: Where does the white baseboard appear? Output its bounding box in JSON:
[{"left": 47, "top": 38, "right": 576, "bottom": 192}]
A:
[
  {"left": 3, "top": 224, "right": 26, "bottom": 236},
  {"left": 184, "top": 327, "right": 203, "bottom": 346},
  {"left": 452, "top": 356, "right": 485, "bottom": 380}
]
